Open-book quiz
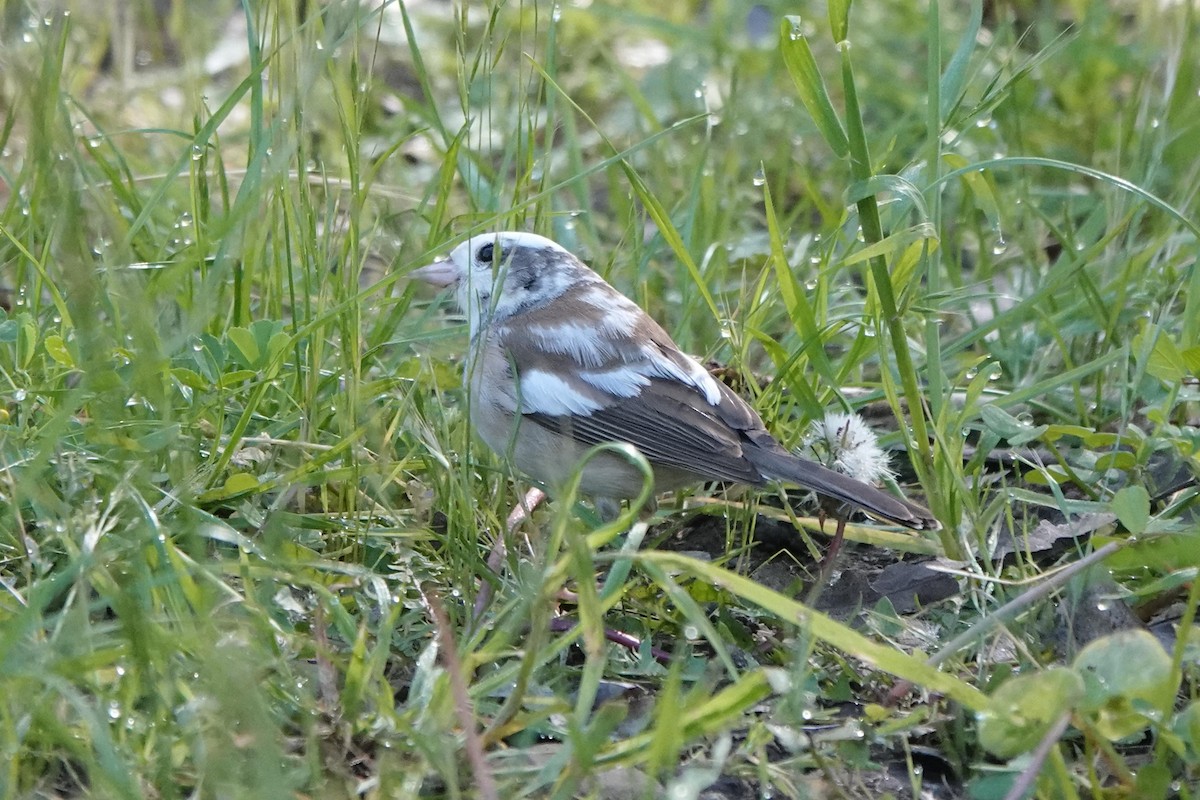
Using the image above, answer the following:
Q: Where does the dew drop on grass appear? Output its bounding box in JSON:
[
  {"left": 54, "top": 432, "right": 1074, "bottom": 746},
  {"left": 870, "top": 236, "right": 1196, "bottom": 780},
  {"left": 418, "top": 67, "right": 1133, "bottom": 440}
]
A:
[
  {"left": 752, "top": 167, "right": 766, "bottom": 186},
  {"left": 991, "top": 237, "right": 1007, "bottom": 256}
]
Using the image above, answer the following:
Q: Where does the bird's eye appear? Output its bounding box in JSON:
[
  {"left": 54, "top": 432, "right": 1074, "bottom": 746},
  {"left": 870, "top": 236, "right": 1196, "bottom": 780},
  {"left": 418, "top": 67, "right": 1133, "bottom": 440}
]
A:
[{"left": 477, "top": 243, "right": 495, "bottom": 264}]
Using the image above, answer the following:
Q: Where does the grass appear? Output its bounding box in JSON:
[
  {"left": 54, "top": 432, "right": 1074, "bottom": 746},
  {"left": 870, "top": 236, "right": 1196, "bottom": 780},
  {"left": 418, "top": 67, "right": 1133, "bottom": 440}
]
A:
[{"left": 1, "top": 0, "right": 1199, "bottom": 797}]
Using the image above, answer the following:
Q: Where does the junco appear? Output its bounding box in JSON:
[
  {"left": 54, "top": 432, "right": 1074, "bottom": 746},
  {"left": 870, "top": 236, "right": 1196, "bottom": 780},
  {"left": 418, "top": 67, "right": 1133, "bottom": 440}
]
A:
[{"left": 411, "top": 232, "right": 938, "bottom": 530}]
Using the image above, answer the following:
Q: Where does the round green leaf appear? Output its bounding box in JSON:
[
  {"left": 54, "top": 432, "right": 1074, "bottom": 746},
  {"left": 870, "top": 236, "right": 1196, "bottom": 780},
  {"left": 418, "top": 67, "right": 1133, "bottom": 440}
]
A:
[
  {"left": 1073, "top": 629, "right": 1174, "bottom": 740},
  {"left": 978, "top": 667, "right": 1083, "bottom": 759}
]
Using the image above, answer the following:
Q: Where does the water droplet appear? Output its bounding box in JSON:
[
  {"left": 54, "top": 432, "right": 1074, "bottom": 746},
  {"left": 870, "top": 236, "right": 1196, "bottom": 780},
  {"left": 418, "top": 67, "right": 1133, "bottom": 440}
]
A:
[
  {"left": 991, "top": 237, "right": 1007, "bottom": 256},
  {"left": 752, "top": 167, "right": 766, "bottom": 187}
]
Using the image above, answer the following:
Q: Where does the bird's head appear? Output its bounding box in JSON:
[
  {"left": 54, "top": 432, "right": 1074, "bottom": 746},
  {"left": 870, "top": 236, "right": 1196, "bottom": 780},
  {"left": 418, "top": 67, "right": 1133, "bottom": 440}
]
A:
[{"left": 410, "top": 231, "right": 590, "bottom": 337}]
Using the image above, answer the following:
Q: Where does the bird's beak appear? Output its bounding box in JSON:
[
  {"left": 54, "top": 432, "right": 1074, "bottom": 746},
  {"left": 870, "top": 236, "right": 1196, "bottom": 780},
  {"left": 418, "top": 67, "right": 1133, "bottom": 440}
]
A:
[{"left": 409, "top": 259, "right": 458, "bottom": 288}]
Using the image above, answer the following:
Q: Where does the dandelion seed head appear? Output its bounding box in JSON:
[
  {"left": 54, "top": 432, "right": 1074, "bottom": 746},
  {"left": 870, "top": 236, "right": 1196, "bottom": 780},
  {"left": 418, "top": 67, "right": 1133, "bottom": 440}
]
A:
[{"left": 799, "top": 412, "right": 892, "bottom": 485}]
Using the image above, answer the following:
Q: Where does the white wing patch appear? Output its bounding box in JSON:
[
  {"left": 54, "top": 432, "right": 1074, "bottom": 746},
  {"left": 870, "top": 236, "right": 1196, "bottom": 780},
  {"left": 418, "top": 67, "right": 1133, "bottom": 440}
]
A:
[
  {"left": 579, "top": 367, "right": 651, "bottom": 398},
  {"left": 644, "top": 347, "right": 722, "bottom": 406},
  {"left": 515, "top": 369, "right": 604, "bottom": 415},
  {"left": 527, "top": 321, "right": 617, "bottom": 368}
]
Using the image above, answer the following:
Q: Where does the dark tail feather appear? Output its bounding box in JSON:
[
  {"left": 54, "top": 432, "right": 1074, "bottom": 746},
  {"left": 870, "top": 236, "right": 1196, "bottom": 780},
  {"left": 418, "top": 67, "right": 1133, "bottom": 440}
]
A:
[{"left": 748, "top": 446, "right": 939, "bottom": 531}]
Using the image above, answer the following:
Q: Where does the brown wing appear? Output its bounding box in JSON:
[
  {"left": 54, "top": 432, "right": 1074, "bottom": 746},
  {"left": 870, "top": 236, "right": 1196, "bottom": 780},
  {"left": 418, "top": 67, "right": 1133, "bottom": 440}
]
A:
[{"left": 525, "top": 377, "right": 767, "bottom": 485}]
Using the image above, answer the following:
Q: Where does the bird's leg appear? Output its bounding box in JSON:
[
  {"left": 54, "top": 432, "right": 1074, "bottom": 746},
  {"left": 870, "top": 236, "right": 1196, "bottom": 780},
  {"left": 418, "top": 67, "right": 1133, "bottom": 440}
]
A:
[
  {"left": 549, "top": 616, "right": 672, "bottom": 663},
  {"left": 806, "top": 514, "right": 848, "bottom": 606},
  {"left": 472, "top": 486, "right": 545, "bottom": 621}
]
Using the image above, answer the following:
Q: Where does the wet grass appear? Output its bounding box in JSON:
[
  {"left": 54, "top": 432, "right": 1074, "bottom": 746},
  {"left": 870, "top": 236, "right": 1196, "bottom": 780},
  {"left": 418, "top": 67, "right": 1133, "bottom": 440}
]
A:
[{"left": 1, "top": 1, "right": 1198, "bottom": 797}]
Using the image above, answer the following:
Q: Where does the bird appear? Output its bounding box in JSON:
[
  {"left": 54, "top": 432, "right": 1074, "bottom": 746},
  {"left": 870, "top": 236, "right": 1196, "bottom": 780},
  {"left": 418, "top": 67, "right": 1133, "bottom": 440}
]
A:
[{"left": 410, "top": 231, "right": 938, "bottom": 531}]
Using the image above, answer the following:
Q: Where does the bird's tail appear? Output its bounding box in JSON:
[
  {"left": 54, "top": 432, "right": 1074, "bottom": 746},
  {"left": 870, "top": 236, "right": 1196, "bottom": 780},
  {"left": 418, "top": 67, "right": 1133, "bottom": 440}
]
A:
[{"left": 749, "top": 445, "right": 939, "bottom": 531}]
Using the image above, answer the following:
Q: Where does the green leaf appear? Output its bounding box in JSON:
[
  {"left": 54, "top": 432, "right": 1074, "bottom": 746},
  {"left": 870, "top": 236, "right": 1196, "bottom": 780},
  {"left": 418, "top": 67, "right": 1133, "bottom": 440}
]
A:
[
  {"left": 1094, "top": 451, "right": 1137, "bottom": 472},
  {"left": 827, "top": 0, "right": 850, "bottom": 42},
  {"left": 222, "top": 472, "right": 261, "bottom": 496},
  {"left": 1172, "top": 701, "right": 1200, "bottom": 760},
  {"left": 839, "top": 223, "right": 937, "bottom": 268},
  {"left": 978, "top": 667, "right": 1082, "bottom": 759},
  {"left": 44, "top": 334, "right": 74, "bottom": 367},
  {"left": 1074, "top": 629, "right": 1174, "bottom": 740},
  {"left": 939, "top": 0, "right": 983, "bottom": 122},
  {"left": 980, "top": 404, "right": 1047, "bottom": 446},
  {"left": 780, "top": 17, "right": 849, "bottom": 157},
  {"left": 1110, "top": 485, "right": 1150, "bottom": 535},
  {"left": 1182, "top": 345, "right": 1200, "bottom": 373},
  {"left": 171, "top": 367, "right": 210, "bottom": 390},
  {"left": 1139, "top": 327, "right": 1190, "bottom": 382},
  {"left": 846, "top": 174, "right": 932, "bottom": 223},
  {"left": 219, "top": 369, "right": 257, "bottom": 387},
  {"left": 1041, "top": 424, "right": 1097, "bottom": 442},
  {"left": 942, "top": 153, "right": 1001, "bottom": 230},
  {"left": 227, "top": 326, "right": 259, "bottom": 368}
]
